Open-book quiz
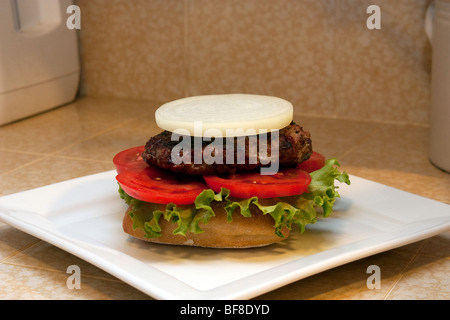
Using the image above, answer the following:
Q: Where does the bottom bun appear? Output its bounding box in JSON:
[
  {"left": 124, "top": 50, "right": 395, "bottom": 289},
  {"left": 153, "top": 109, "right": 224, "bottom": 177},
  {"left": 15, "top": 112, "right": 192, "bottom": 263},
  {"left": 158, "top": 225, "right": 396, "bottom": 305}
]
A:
[{"left": 122, "top": 203, "right": 290, "bottom": 249}]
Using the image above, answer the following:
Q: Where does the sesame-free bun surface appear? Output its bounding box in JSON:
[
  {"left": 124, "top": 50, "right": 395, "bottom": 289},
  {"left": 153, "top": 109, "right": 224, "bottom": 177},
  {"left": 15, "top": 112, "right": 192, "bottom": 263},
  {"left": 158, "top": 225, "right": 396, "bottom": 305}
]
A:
[{"left": 122, "top": 202, "right": 290, "bottom": 249}]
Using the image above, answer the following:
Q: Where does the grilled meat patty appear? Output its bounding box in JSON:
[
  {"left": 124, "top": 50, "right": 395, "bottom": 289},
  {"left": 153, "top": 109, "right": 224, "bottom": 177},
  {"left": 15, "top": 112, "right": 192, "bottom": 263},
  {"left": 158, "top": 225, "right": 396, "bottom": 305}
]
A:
[{"left": 142, "top": 122, "right": 312, "bottom": 175}]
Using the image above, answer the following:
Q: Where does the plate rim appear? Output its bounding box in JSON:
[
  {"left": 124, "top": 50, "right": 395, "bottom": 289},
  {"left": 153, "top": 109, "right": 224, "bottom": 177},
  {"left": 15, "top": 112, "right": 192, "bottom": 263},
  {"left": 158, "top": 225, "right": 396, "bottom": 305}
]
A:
[{"left": 0, "top": 171, "right": 449, "bottom": 299}]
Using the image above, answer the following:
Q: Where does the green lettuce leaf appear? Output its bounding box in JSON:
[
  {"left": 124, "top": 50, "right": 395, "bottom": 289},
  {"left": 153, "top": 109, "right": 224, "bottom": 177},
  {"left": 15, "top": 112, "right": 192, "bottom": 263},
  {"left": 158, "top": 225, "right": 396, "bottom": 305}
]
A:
[{"left": 120, "top": 158, "right": 350, "bottom": 239}]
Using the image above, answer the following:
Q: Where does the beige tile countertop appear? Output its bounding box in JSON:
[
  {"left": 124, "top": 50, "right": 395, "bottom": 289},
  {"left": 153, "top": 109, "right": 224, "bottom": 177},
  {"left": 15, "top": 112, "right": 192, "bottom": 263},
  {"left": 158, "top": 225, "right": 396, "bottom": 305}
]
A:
[{"left": 0, "top": 96, "right": 449, "bottom": 300}]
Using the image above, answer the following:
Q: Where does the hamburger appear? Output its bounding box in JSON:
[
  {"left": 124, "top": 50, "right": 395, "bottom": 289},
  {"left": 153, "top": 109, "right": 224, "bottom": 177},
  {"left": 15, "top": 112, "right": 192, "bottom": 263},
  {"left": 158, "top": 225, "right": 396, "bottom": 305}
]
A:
[{"left": 114, "top": 94, "right": 350, "bottom": 248}]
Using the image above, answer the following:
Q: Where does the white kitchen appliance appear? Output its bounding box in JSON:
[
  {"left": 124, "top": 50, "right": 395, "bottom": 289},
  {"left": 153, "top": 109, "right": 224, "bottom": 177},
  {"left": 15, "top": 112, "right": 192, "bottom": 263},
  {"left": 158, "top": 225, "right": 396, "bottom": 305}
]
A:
[
  {"left": 426, "top": 0, "right": 450, "bottom": 173},
  {"left": 0, "top": 0, "right": 80, "bottom": 126}
]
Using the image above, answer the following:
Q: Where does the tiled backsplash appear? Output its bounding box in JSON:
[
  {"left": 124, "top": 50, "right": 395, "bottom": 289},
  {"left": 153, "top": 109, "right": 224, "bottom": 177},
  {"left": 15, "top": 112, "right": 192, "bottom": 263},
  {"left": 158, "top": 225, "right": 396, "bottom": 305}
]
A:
[{"left": 78, "top": 0, "right": 432, "bottom": 125}]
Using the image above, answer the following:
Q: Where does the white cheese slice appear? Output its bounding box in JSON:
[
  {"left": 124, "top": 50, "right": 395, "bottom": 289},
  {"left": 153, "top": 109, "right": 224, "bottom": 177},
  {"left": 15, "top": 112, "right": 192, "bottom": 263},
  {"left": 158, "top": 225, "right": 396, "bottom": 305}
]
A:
[{"left": 155, "top": 94, "right": 293, "bottom": 137}]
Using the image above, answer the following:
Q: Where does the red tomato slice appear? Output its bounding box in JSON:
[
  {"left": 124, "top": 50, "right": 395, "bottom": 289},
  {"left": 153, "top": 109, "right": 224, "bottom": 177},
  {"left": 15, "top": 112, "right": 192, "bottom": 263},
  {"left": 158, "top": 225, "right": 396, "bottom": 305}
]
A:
[
  {"left": 297, "top": 152, "right": 326, "bottom": 173},
  {"left": 113, "top": 146, "right": 148, "bottom": 173},
  {"left": 203, "top": 167, "right": 311, "bottom": 199},
  {"left": 117, "top": 165, "right": 208, "bottom": 205}
]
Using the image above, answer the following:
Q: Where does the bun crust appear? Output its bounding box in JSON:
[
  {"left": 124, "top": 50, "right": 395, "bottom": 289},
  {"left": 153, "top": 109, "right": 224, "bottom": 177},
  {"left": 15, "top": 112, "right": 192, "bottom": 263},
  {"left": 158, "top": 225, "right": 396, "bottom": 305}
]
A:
[{"left": 122, "top": 203, "right": 290, "bottom": 248}]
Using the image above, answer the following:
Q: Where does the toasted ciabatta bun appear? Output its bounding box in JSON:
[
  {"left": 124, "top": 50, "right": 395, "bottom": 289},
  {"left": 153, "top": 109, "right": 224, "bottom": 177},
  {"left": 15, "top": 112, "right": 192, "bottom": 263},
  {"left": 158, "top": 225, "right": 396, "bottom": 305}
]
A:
[{"left": 122, "top": 202, "right": 290, "bottom": 249}]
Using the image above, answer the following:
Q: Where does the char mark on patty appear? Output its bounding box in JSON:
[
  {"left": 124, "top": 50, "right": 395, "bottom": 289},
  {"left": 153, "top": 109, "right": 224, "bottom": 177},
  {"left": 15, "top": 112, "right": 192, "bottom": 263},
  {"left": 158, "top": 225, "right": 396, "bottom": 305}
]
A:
[{"left": 142, "top": 122, "right": 312, "bottom": 175}]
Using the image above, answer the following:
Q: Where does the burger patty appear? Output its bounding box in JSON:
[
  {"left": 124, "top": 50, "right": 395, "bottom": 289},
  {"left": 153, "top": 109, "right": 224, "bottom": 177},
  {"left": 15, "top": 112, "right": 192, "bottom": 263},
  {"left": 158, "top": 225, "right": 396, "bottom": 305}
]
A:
[{"left": 142, "top": 122, "right": 312, "bottom": 175}]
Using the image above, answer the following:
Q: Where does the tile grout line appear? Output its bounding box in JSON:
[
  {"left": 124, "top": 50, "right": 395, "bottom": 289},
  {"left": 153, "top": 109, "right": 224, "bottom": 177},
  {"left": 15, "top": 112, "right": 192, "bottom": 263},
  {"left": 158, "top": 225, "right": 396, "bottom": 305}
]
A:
[
  {"left": 2, "top": 260, "right": 125, "bottom": 283},
  {"left": 0, "top": 232, "right": 122, "bottom": 283},
  {"left": 338, "top": 124, "right": 382, "bottom": 159},
  {"left": 331, "top": 0, "right": 339, "bottom": 120},
  {"left": 183, "top": 0, "right": 190, "bottom": 98},
  {"left": 0, "top": 155, "right": 50, "bottom": 180},
  {"left": 0, "top": 239, "right": 42, "bottom": 265},
  {"left": 0, "top": 117, "right": 140, "bottom": 179},
  {"left": 293, "top": 112, "right": 430, "bottom": 128},
  {"left": 46, "top": 116, "right": 142, "bottom": 156},
  {"left": 382, "top": 240, "right": 427, "bottom": 300},
  {"left": 47, "top": 154, "right": 112, "bottom": 164},
  {"left": 0, "top": 147, "right": 49, "bottom": 157}
]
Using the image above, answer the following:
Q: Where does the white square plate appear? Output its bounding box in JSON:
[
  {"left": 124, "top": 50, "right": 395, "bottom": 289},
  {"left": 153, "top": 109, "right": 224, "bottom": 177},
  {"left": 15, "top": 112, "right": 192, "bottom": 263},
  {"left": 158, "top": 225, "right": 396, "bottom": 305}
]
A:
[{"left": 0, "top": 171, "right": 449, "bottom": 299}]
